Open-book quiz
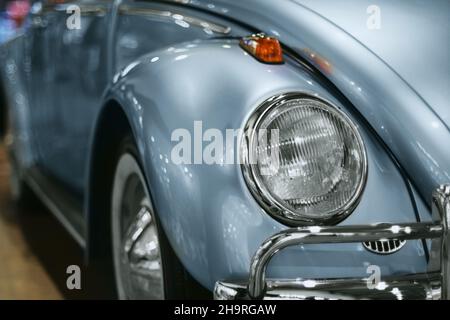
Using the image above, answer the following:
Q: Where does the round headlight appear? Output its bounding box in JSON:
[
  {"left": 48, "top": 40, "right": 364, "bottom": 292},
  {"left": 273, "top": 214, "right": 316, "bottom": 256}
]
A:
[{"left": 242, "top": 93, "right": 367, "bottom": 226}]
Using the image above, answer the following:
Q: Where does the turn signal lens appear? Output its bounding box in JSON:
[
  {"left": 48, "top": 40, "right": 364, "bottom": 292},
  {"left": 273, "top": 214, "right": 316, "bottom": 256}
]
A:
[{"left": 240, "top": 34, "right": 284, "bottom": 64}]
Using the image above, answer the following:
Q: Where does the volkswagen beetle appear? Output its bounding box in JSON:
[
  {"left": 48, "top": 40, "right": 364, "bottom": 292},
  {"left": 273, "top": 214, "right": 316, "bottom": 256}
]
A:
[{"left": 0, "top": 0, "right": 449, "bottom": 300}]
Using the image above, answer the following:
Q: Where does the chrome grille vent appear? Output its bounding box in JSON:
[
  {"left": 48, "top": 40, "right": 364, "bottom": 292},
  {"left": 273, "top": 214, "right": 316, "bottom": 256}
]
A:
[{"left": 363, "top": 239, "right": 406, "bottom": 255}]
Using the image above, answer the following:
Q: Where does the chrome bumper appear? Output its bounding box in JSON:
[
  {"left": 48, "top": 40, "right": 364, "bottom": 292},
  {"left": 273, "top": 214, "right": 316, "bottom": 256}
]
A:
[{"left": 214, "top": 185, "right": 450, "bottom": 300}]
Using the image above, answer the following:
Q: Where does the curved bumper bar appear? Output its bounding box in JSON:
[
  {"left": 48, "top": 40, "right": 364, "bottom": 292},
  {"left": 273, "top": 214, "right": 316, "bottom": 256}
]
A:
[{"left": 214, "top": 185, "right": 450, "bottom": 300}]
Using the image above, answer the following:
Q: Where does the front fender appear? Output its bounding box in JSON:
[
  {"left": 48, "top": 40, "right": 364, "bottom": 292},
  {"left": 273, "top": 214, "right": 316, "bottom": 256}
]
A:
[{"left": 105, "top": 39, "right": 429, "bottom": 291}]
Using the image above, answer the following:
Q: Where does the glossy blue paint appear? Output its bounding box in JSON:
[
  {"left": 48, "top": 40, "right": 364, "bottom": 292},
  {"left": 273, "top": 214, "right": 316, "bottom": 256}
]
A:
[
  {"left": 196, "top": 0, "right": 450, "bottom": 204},
  {"left": 0, "top": 0, "right": 447, "bottom": 292},
  {"left": 106, "top": 39, "right": 429, "bottom": 290}
]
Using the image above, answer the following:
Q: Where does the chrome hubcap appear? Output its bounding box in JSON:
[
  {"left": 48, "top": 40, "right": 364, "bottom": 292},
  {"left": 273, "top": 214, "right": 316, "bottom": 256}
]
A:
[
  {"left": 112, "top": 153, "right": 165, "bottom": 299},
  {"left": 122, "top": 207, "right": 163, "bottom": 289}
]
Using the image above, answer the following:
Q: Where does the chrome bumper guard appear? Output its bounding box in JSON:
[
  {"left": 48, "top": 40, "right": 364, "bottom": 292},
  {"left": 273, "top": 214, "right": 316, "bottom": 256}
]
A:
[{"left": 214, "top": 185, "right": 450, "bottom": 300}]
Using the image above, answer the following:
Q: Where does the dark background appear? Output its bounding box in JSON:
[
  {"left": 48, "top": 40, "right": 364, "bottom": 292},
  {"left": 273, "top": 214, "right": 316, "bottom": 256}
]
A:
[{"left": 0, "top": 145, "right": 113, "bottom": 299}]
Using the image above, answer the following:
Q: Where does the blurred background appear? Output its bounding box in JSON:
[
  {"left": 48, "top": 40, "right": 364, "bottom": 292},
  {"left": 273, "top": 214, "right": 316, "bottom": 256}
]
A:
[
  {"left": 0, "top": 0, "right": 29, "bottom": 43},
  {"left": 0, "top": 145, "right": 115, "bottom": 299}
]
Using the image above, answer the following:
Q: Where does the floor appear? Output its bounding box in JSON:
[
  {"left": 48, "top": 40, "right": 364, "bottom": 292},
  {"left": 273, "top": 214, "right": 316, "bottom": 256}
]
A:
[{"left": 0, "top": 144, "right": 113, "bottom": 299}]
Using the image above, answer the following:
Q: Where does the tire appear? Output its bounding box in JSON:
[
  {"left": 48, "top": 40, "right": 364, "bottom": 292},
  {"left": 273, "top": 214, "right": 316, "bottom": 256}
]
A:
[{"left": 111, "top": 136, "right": 210, "bottom": 299}]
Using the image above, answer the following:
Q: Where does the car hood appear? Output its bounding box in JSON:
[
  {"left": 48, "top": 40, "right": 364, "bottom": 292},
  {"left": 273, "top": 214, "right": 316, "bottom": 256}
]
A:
[{"left": 294, "top": 0, "right": 450, "bottom": 129}]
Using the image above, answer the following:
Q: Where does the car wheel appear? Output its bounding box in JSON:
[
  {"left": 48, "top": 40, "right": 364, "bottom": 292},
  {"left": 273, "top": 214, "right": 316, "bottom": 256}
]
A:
[{"left": 111, "top": 136, "right": 210, "bottom": 299}]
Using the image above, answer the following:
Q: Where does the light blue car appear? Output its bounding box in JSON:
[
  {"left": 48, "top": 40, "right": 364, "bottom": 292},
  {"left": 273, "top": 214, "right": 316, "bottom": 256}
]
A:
[{"left": 0, "top": 0, "right": 449, "bottom": 300}]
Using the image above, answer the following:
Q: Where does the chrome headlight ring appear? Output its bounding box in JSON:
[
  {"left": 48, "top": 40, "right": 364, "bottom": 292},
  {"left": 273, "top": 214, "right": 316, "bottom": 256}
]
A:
[{"left": 241, "top": 93, "right": 368, "bottom": 226}]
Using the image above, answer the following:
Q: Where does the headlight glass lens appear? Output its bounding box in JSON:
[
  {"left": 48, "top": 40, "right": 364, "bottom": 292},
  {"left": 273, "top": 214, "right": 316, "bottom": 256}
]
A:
[{"left": 244, "top": 95, "right": 367, "bottom": 225}]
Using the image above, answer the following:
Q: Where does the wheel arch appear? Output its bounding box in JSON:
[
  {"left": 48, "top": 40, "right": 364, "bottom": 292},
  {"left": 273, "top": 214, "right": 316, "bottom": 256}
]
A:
[
  {"left": 82, "top": 40, "right": 310, "bottom": 290},
  {"left": 85, "top": 96, "right": 211, "bottom": 297},
  {"left": 85, "top": 99, "right": 134, "bottom": 263}
]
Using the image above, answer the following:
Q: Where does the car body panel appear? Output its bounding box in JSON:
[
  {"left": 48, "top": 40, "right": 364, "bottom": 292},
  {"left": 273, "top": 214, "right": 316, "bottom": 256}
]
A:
[
  {"left": 1, "top": 31, "right": 34, "bottom": 167},
  {"left": 195, "top": 0, "right": 450, "bottom": 205},
  {"left": 27, "top": 0, "right": 112, "bottom": 194},
  {"left": 106, "top": 39, "right": 429, "bottom": 290},
  {"left": 294, "top": 0, "right": 450, "bottom": 129}
]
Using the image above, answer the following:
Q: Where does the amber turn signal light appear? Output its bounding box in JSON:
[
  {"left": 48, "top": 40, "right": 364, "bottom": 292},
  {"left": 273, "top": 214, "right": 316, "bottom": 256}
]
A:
[{"left": 239, "top": 34, "right": 284, "bottom": 64}]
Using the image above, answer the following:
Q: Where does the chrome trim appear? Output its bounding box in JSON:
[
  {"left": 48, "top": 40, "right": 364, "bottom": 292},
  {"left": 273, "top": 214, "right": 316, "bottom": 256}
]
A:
[
  {"left": 433, "top": 184, "right": 450, "bottom": 299},
  {"left": 123, "top": 207, "right": 153, "bottom": 256},
  {"left": 38, "top": 3, "right": 107, "bottom": 15},
  {"left": 215, "top": 185, "right": 449, "bottom": 300},
  {"left": 24, "top": 169, "right": 86, "bottom": 248},
  {"left": 53, "top": 4, "right": 107, "bottom": 15},
  {"left": 247, "top": 222, "right": 442, "bottom": 299},
  {"left": 240, "top": 92, "right": 368, "bottom": 226},
  {"left": 215, "top": 273, "right": 442, "bottom": 300},
  {"left": 362, "top": 239, "right": 406, "bottom": 255}
]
